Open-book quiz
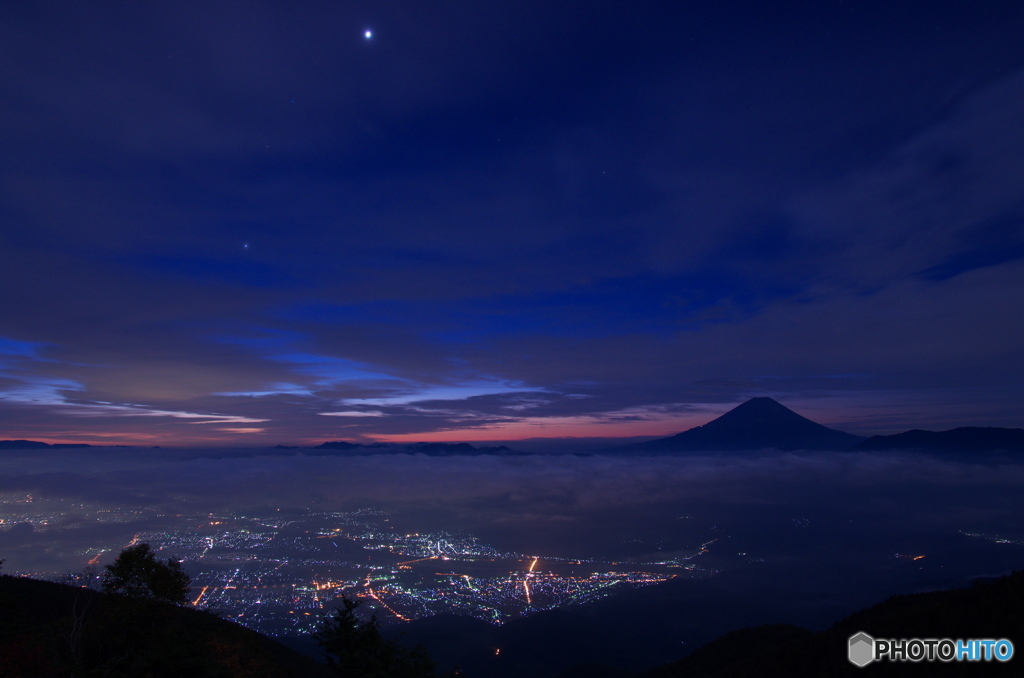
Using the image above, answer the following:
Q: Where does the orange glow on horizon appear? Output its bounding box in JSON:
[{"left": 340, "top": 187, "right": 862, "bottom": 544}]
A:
[
  {"left": 2, "top": 404, "right": 739, "bottom": 447},
  {"left": 0, "top": 398, "right": 903, "bottom": 447},
  {"left": 0, "top": 430, "right": 237, "bottom": 447},
  {"left": 367, "top": 414, "right": 711, "bottom": 444}
]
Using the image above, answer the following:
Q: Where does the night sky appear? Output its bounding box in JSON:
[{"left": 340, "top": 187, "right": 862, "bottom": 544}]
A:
[{"left": 3, "top": 1, "right": 1024, "bottom": 446}]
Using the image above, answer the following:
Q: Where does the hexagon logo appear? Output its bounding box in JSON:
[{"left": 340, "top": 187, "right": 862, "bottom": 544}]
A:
[{"left": 848, "top": 632, "right": 875, "bottom": 667}]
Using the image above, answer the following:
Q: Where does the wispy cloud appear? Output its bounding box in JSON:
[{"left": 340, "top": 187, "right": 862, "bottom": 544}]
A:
[
  {"left": 0, "top": 374, "right": 266, "bottom": 425},
  {"left": 319, "top": 411, "right": 384, "bottom": 417}
]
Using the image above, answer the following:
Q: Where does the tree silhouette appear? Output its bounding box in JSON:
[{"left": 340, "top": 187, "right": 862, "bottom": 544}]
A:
[
  {"left": 102, "top": 543, "right": 190, "bottom": 605},
  {"left": 314, "top": 596, "right": 435, "bottom": 677}
]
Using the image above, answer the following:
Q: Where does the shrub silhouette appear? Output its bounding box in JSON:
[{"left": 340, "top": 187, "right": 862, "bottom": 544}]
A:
[
  {"left": 315, "top": 596, "right": 436, "bottom": 677},
  {"left": 102, "top": 543, "right": 191, "bottom": 604}
]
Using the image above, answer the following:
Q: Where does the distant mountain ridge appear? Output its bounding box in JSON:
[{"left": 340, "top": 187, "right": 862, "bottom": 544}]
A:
[
  {"left": 853, "top": 426, "right": 1024, "bottom": 453},
  {"left": 314, "top": 441, "right": 519, "bottom": 456},
  {"left": 5, "top": 406, "right": 1024, "bottom": 456},
  {"left": 0, "top": 439, "right": 517, "bottom": 456},
  {"left": 0, "top": 439, "right": 93, "bottom": 449},
  {"left": 628, "top": 397, "right": 865, "bottom": 452}
]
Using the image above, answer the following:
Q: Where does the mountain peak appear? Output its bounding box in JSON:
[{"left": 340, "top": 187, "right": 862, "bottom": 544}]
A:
[
  {"left": 701, "top": 397, "right": 821, "bottom": 430},
  {"left": 635, "top": 397, "right": 864, "bottom": 452},
  {"left": 713, "top": 396, "right": 791, "bottom": 417}
]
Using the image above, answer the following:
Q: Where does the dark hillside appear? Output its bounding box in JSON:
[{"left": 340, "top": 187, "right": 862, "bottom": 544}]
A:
[
  {"left": 642, "top": 569, "right": 1024, "bottom": 677},
  {"left": 0, "top": 574, "right": 329, "bottom": 678}
]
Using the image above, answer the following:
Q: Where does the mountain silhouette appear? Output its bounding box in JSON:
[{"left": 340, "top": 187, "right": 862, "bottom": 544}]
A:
[
  {"left": 313, "top": 441, "right": 518, "bottom": 456},
  {"left": 853, "top": 426, "right": 1024, "bottom": 453},
  {"left": 0, "top": 440, "right": 51, "bottom": 449},
  {"left": 630, "top": 397, "right": 864, "bottom": 452},
  {"left": 0, "top": 440, "right": 92, "bottom": 449}
]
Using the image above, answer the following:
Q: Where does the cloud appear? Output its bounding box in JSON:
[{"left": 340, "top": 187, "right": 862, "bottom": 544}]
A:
[
  {"left": 0, "top": 374, "right": 267, "bottom": 425},
  {"left": 319, "top": 411, "right": 385, "bottom": 418},
  {"left": 2, "top": 448, "right": 1024, "bottom": 573},
  {"left": 2, "top": 5, "right": 1024, "bottom": 445},
  {"left": 790, "top": 68, "right": 1024, "bottom": 288}
]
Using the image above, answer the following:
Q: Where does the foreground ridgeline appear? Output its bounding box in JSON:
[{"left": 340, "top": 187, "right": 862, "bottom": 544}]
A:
[
  {"left": 0, "top": 544, "right": 441, "bottom": 677},
  {"left": 641, "top": 569, "right": 1024, "bottom": 677},
  {"left": 2, "top": 551, "right": 1022, "bottom": 676},
  {"left": 0, "top": 574, "right": 328, "bottom": 677}
]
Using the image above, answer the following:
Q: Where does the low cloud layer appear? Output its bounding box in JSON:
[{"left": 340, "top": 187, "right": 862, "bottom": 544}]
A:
[{"left": 3, "top": 449, "right": 1024, "bottom": 580}]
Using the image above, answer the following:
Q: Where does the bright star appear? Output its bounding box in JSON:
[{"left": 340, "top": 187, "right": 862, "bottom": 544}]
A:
[{"left": 364, "top": 30, "right": 372, "bottom": 39}]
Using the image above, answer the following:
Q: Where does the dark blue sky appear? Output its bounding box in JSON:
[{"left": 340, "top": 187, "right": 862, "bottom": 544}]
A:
[{"left": 2, "top": 1, "right": 1024, "bottom": 445}]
